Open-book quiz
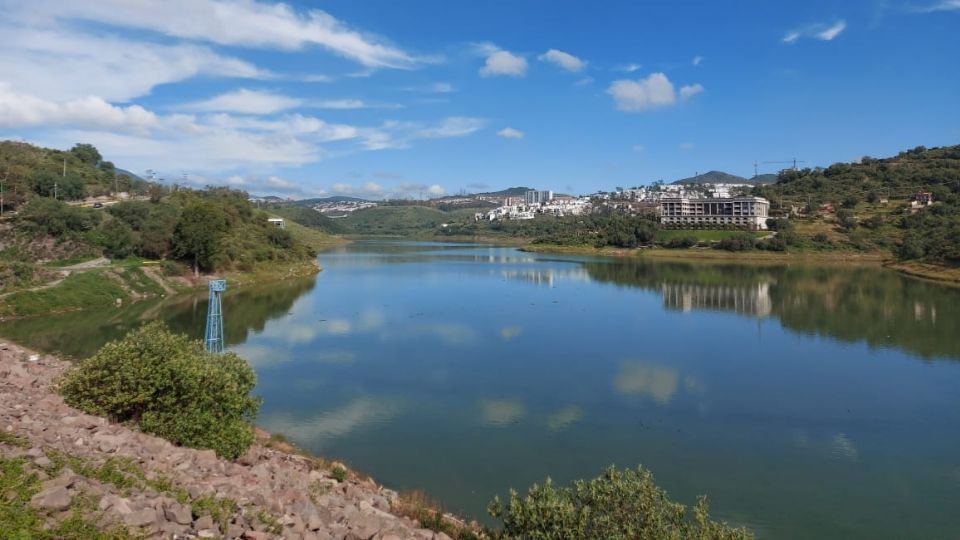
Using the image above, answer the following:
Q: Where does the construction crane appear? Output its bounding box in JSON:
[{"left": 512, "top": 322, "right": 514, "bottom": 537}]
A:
[{"left": 762, "top": 159, "right": 806, "bottom": 171}]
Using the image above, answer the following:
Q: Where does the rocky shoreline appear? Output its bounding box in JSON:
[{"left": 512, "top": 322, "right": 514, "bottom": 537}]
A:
[{"left": 0, "top": 340, "right": 460, "bottom": 540}]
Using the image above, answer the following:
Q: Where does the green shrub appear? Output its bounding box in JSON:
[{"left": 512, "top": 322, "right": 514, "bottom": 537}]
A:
[
  {"left": 665, "top": 235, "right": 698, "bottom": 249},
  {"left": 58, "top": 322, "right": 260, "bottom": 459},
  {"left": 715, "top": 233, "right": 756, "bottom": 252},
  {"left": 488, "top": 465, "right": 753, "bottom": 540}
]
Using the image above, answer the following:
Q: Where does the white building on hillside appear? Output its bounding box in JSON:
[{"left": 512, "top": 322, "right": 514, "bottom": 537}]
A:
[{"left": 659, "top": 196, "right": 770, "bottom": 230}]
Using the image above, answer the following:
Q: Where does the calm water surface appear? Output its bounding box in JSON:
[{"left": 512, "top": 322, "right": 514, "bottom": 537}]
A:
[{"left": 5, "top": 241, "right": 960, "bottom": 539}]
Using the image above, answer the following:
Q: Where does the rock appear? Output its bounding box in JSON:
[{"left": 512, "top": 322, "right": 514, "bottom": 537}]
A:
[
  {"left": 197, "top": 529, "right": 218, "bottom": 538},
  {"left": 165, "top": 502, "right": 193, "bottom": 525},
  {"left": 195, "top": 515, "right": 215, "bottom": 531},
  {"left": 243, "top": 532, "right": 272, "bottom": 540},
  {"left": 124, "top": 508, "right": 157, "bottom": 527},
  {"left": 30, "top": 485, "right": 72, "bottom": 511}
]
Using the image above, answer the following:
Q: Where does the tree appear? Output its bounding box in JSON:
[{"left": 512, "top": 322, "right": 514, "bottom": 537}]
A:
[
  {"left": 836, "top": 209, "right": 857, "bottom": 230},
  {"left": 58, "top": 322, "right": 261, "bottom": 459},
  {"left": 70, "top": 143, "right": 102, "bottom": 166},
  {"left": 99, "top": 221, "right": 135, "bottom": 259},
  {"left": 172, "top": 201, "right": 229, "bottom": 276},
  {"left": 32, "top": 170, "right": 84, "bottom": 200}
]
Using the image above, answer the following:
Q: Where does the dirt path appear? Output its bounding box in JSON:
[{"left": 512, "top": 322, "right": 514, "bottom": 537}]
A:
[{"left": 0, "top": 257, "right": 112, "bottom": 300}]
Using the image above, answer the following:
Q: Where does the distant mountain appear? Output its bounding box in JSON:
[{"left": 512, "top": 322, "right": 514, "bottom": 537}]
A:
[
  {"left": 671, "top": 171, "right": 748, "bottom": 185},
  {"left": 671, "top": 170, "right": 779, "bottom": 186},
  {"left": 292, "top": 196, "right": 373, "bottom": 206},
  {"left": 114, "top": 168, "right": 145, "bottom": 181},
  {"left": 461, "top": 186, "right": 533, "bottom": 198}
]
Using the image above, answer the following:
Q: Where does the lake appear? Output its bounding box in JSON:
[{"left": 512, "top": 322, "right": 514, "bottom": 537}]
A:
[{"left": 4, "top": 241, "right": 960, "bottom": 539}]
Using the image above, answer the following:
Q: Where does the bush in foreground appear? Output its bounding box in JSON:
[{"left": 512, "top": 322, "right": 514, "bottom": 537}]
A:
[
  {"left": 58, "top": 322, "right": 260, "bottom": 459},
  {"left": 488, "top": 465, "right": 753, "bottom": 540}
]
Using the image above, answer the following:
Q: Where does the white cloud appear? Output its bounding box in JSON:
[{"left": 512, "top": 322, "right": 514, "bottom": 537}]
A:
[
  {"left": 181, "top": 89, "right": 303, "bottom": 114},
  {"left": 0, "top": 25, "right": 267, "bottom": 102},
  {"left": 607, "top": 73, "right": 677, "bottom": 112},
  {"left": 679, "top": 83, "right": 705, "bottom": 99},
  {"left": 363, "top": 181, "right": 382, "bottom": 194},
  {"left": 478, "top": 45, "right": 528, "bottom": 77},
  {"left": 13, "top": 0, "right": 421, "bottom": 69},
  {"left": 615, "top": 63, "right": 643, "bottom": 73},
  {"left": 0, "top": 83, "right": 159, "bottom": 133},
  {"left": 816, "top": 20, "right": 847, "bottom": 40},
  {"left": 782, "top": 31, "right": 801, "bottom": 44},
  {"left": 783, "top": 20, "right": 847, "bottom": 43},
  {"left": 427, "top": 184, "right": 445, "bottom": 196},
  {"left": 679, "top": 142, "right": 695, "bottom": 150},
  {"left": 915, "top": 0, "right": 960, "bottom": 11},
  {"left": 692, "top": 55, "right": 704, "bottom": 66},
  {"left": 632, "top": 144, "right": 645, "bottom": 152},
  {"left": 414, "top": 117, "right": 486, "bottom": 139},
  {"left": 497, "top": 127, "right": 524, "bottom": 139},
  {"left": 431, "top": 82, "right": 455, "bottom": 93},
  {"left": 538, "top": 49, "right": 586, "bottom": 72}
]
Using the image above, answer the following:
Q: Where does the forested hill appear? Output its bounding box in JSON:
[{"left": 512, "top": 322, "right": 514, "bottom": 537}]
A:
[
  {"left": 0, "top": 141, "right": 332, "bottom": 301},
  {"left": 754, "top": 144, "right": 960, "bottom": 264}
]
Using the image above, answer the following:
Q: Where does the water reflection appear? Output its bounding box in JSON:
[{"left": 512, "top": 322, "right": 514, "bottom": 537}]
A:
[
  {"left": 614, "top": 361, "right": 681, "bottom": 404},
  {"left": 583, "top": 259, "right": 960, "bottom": 360},
  {"left": 0, "top": 277, "right": 317, "bottom": 359}
]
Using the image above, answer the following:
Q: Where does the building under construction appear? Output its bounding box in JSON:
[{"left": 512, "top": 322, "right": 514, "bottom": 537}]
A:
[{"left": 659, "top": 196, "right": 771, "bottom": 230}]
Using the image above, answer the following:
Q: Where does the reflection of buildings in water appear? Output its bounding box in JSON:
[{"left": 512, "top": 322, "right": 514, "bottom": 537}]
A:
[
  {"left": 500, "top": 267, "right": 590, "bottom": 287},
  {"left": 660, "top": 281, "right": 773, "bottom": 318}
]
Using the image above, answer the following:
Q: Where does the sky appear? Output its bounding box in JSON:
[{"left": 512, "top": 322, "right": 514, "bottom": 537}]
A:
[{"left": 0, "top": 0, "right": 958, "bottom": 199}]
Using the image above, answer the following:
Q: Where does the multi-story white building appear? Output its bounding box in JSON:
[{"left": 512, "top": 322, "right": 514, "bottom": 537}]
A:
[
  {"left": 523, "top": 190, "right": 554, "bottom": 205},
  {"left": 659, "top": 196, "right": 770, "bottom": 229}
]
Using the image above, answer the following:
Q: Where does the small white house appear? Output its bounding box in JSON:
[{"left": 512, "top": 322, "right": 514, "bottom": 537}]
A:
[{"left": 267, "top": 218, "right": 285, "bottom": 229}]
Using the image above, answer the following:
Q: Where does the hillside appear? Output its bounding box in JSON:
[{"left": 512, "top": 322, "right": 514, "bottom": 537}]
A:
[
  {"left": 750, "top": 144, "right": 960, "bottom": 267},
  {"left": 0, "top": 141, "right": 336, "bottom": 316},
  {"left": 266, "top": 205, "right": 349, "bottom": 235}
]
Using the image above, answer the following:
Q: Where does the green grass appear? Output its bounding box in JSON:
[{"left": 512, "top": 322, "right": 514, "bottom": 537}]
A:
[
  {"left": 657, "top": 229, "right": 768, "bottom": 242},
  {"left": 44, "top": 256, "right": 98, "bottom": 268},
  {"left": 0, "top": 270, "right": 128, "bottom": 318},
  {"left": 118, "top": 268, "right": 165, "bottom": 296},
  {"left": 0, "top": 431, "right": 30, "bottom": 449},
  {"left": 0, "top": 456, "right": 140, "bottom": 539}
]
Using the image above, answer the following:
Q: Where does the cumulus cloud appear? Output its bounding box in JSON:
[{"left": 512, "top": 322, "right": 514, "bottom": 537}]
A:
[
  {"left": 181, "top": 89, "right": 303, "bottom": 114},
  {"left": 783, "top": 20, "right": 847, "bottom": 43},
  {"left": 679, "top": 83, "right": 705, "bottom": 99},
  {"left": 13, "top": 0, "right": 422, "bottom": 69},
  {"left": 497, "top": 127, "right": 524, "bottom": 139},
  {"left": 607, "top": 73, "right": 704, "bottom": 112},
  {"left": 538, "top": 49, "right": 586, "bottom": 72},
  {"left": 607, "top": 73, "right": 677, "bottom": 112},
  {"left": 478, "top": 44, "right": 528, "bottom": 77},
  {"left": 0, "top": 84, "right": 158, "bottom": 133}
]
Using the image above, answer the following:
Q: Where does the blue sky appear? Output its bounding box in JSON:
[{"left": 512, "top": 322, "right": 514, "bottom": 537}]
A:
[{"left": 0, "top": 0, "right": 957, "bottom": 198}]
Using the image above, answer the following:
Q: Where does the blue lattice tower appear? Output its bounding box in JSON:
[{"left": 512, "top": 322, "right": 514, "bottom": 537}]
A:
[{"left": 204, "top": 279, "right": 226, "bottom": 353}]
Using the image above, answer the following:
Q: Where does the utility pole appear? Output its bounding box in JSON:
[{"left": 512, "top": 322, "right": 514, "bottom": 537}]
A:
[{"left": 62, "top": 156, "right": 66, "bottom": 177}]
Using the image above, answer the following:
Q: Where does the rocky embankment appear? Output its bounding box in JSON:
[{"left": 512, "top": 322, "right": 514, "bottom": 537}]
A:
[{"left": 0, "top": 341, "right": 455, "bottom": 540}]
